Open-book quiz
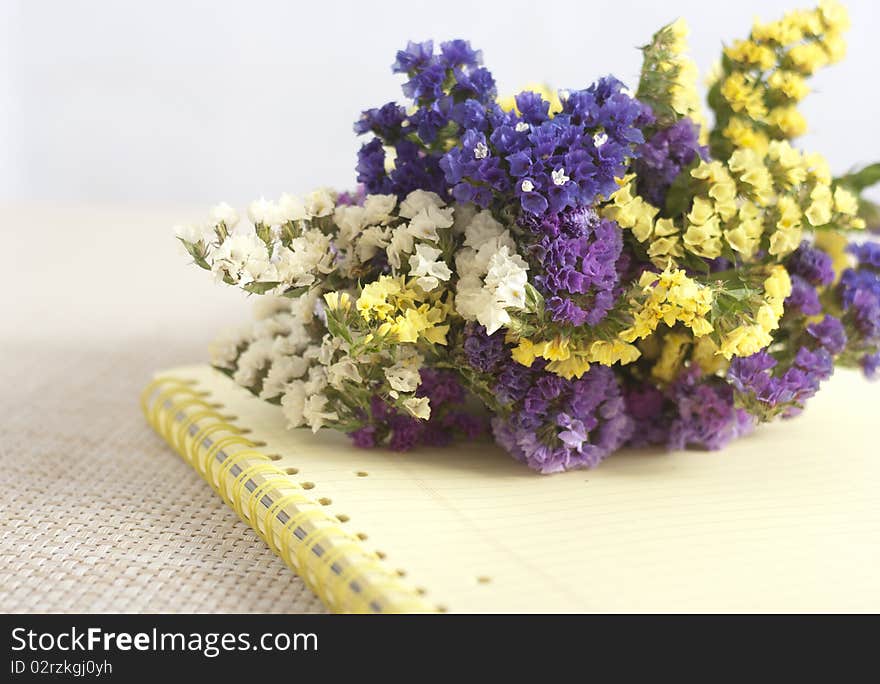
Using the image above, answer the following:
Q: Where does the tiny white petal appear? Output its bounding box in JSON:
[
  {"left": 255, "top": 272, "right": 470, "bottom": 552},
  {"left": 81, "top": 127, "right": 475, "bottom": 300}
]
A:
[
  {"left": 593, "top": 131, "right": 608, "bottom": 147},
  {"left": 521, "top": 180, "right": 534, "bottom": 193},
  {"left": 473, "top": 142, "right": 489, "bottom": 159},
  {"left": 515, "top": 121, "right": 529, "bottom": 133},
  {"left": 551, "top": 168, "right": 570, "bottom": 186}
]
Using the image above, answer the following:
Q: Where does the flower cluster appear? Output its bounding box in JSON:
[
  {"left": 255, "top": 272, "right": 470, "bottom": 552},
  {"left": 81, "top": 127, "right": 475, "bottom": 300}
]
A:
[{"left": 177, "top": 1, "right": 878, "bottom": 473}]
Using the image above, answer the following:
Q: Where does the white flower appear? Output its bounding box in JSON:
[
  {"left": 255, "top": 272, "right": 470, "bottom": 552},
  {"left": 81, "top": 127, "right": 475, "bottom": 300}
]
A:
[
  {"left": 326, "top": 358, "right": 360, "bottom": 388},
  {"left": 270, "top": 228, "right": 334, "bottom": 287},
  {"left": 303, "top": 366, "right": 328, "bottom": 396},
  {"left": 327, "top": 358, "right": 362, "bottom": 390},
  {"left": 363, "top": 194, "right": 397, "bottom": 224},
  {"left": 521, "top": 179, "right": 535, "bottom": 192},
  {"left": 252, "top": 313, "right": 295, "bottom": 340},
  {"left": 355, "top": 225, "right": 391, "bottom": 262},
  {"left": 515, "top": 122, "right": 529, "bottom": 133},
  {"left": 463, "top": 210, "right": 504, "bottom": 249},
  {"left": 386, "top": 225, "right": 415, "bottom": 270},
  {"left": 473, "top": 141, "right": 489, "bottom": 159},
  {"left": 247, "top": 197, "right": 278, "bottom": 226},
  {"left": 333, "top": 205, "right": 367, "bottom": 246},
  {"left": 208, "top": 325, "right": 251, "bottom": 369},
  {"left": 174, "top": 222, "right": 212, "bottom": 244},
  {"left": 453, "top": 244, "right": 529, "bottom": 334},
  {"left": 232, "top": 338, "right": 273, "bottom": 387},
  {"left": 211, "top": 232, "right": 271, "bottom": 285},
  {"left": 302, "top": 394, "right": 339, "bottom": 432},
  {"left": 558, "top": 89, "right": 570, "bottom": 101},
  {"left": 304, "top": 188, "right": 336, "bottom": 217},
  {"left": 278, "top": 193, "right": 307, "bottom": 222},
  {"left": 408, "top": 243, "right": 452, "bottom": 291},
  {"left": 551, "top": 167, "right": 570, "bottom": 186},
  {"left": 209, "top": 202, "right": 240, "bottom": 228},
  {"left": 406, "top": 205, "right": 455, "bottom": 242},
  {"left": 593, "top": 131, "right": 608, "bottom": 147},
  {"left": 281, "top": 381, "right": 308, "bottom": 428},
  {"left": 399, "top": 190, "right": 445, "bottom": 219},
  {"left": 451, "top": 203, "right": 478, "bottom": 235},
  {"left": 261, "top": 356, "right": 309, "bottom": 399},
  {"left": 402, "top": 396, "right": 431, "bottom": 421},
  {"left": 385, "top": 363, "right": 421, "bottom": 394},
  {"left": 484, "top": 247, "right": 529, "bottom": 309},
  {"left": 252, "top": 296, "right": 291, "bottom": 321}
]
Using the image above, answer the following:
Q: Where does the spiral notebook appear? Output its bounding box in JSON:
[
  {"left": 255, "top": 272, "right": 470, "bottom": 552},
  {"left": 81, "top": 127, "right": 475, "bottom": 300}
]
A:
[{"left": 142, "top": 365, "right": 880, "bottom": 613}]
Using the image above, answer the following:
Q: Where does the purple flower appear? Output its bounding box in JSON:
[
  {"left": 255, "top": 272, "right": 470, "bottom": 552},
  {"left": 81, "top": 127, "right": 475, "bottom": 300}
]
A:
[
  {"left": 356, "top": 39, "right": 495, "bottom": 200},
  {"left": 848, "top": 241, "right": 880, "bottom": 270},
  {"left": 527, "top": 209, "right": 624, "bottom": 326},
  {"left": 623, "top": 383, "right": 669, "bottom": 447},
  {"left": 463, "top": 324, "right": 507, "bottom": 373},
  {"left": 806, "top": 315, "right": 847, "bottom": 355},
  {"left": 490, "top": 363, "right": 633, "bottom": 473},
  {"left": 787, "top": 241, "right": 835, "bottom": 286},
  {"left": 440, "top": 76, "right": 651, "bottom": 219},
  {"left": 667, "top": 368, "right": 753, "bottom": 451},
  {"left": 635, "top": 117, "right": 707, "bottom": 207},
  {"left": 850, "top": 289, "right": 880, "bottom": 342},
  {"left": 786, "top": 274, "right": 822, "bottom": 315},
  {"left": 347, "top": 368, "right": 485, "bottom": 452},
  {"left": 861, "top": 352, "right": 880, "bottom": 379}
]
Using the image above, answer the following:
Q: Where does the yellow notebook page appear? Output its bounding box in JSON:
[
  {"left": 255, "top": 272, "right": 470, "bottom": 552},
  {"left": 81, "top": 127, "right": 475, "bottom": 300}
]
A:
[{"left": 145, "top": 365, "right": 880, "bottom": 613}]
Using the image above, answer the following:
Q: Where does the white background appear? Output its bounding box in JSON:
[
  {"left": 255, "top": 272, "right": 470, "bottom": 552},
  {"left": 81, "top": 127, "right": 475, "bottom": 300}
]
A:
[{"left": 2, "top": 0, "right": 879, "bottom": 207}]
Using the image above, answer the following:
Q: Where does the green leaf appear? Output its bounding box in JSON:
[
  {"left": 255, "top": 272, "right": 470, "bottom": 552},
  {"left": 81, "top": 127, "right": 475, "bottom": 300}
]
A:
[
  {"left": 663, "top": 158, "right": 700, "bottom": 217},
  {"left": 281, "top": 286, "right": 311, "bottom": 299},
  {"left": 242, "top": 281, "right": 281, "bottom": 295},
  {"left": 835, "top": 163, "right": 880, "bottom": 193}
]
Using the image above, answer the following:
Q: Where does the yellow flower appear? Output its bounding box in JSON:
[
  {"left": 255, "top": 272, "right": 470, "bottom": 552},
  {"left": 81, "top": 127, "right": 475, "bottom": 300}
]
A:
[
  {"left": 546, "top": 355, "right": 592, "bottom": 380},
  {"left": 725, "top": 40, "right": 777, "bottom": 71},
  {"left": 819, "top": 0, "right": 850, "bottom": 33},
  {"left": 511, "top": 339, "right": 542, "bottom": 367},
  {"left": 589, "top": 339, "right": 641, "bottom": 366},
  {"left": 621, "top": 266, "right": 714, "bottom": 342},
  {"left": 323, "top": 291, "right": 353, "bottom": 312},
  {"left": 766, "top": 106, "right": 807, "bottom": 138},
  {"left": 357, "top": 276, "right": 402, "bottom": 321},
  {"left": 804, "top": 152, "right": 832, "bottom": 185},
  {"left": 814, "top": 231, "right": 850, "bottom": 282},
  {"left": 752, "top": 17, "right": 803, "bottom": 45},
  {"left": 786, "top": 41, "right": 829, "bottom": 75},
  {"left": 692, "top": 336, "right": 727, "bottom": 375},
  {"left": 763, "top": 265, "right": 793, "bottom": 302},
  {"left": 833, "top": 186, "right": 859, "bottom": 216},
  {"left": 729, "top": 149, "right": 775, "bottom": 206},
  {"left": 541, "top": 337, "right": 571, "bottom": 362},
  {"left": 651, "top": 332, "right": 691, "bottom": 383},
  {"left": 767, "top": 70, "right": 810, "bottom": 101},
  {"left": 719, "top": 324, "right": 773, "bottom": 360},
  {"left": 822, "top": 31, "right": 847, "bottom": 62},
  {"left": 687, "top": 196, "right": 715, "bottom": 225},
  {"left": 722, "top": 118, "right": 769, "bottom": 155},
  {"left": 805, "top": 184, "right": 833, "bottom": 226},
  {"left": 720, "top": 73, "right": 768, "bottom": 119}
]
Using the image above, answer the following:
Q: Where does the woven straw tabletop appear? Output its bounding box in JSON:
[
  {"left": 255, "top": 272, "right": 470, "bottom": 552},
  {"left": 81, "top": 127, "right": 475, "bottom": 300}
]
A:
[{"left": 0, "top": 204, "right": 327, "bottom": 613}]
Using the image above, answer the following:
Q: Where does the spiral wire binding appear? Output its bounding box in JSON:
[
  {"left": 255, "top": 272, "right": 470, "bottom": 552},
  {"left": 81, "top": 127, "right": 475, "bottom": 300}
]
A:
[{"left": 141, "top": 375, "right": 436, "bottom": 613}]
